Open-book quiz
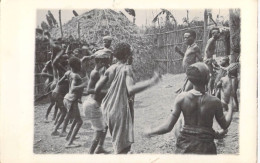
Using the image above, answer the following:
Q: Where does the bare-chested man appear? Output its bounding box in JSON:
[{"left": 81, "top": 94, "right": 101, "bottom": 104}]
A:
[
  {"left": 50, "top": 49, "right": 70, "bottom": 136},
  {"left": 204, "top": 28, "right": 220, "bottom": 94},
  {"left": 175, "top": 29, "right": 203, "bottom": 92},
  {"left": 216, "top": 63, "right": 239, "bottom": 112},
  {"left": 144, "top": 62, "right": 233, "bottom": 154},
  {"left": 174, "top": 30, "right": 203, "bottom": 140},
  {"left": 82, "top": 50, "right": 110, "bottom": 154}
]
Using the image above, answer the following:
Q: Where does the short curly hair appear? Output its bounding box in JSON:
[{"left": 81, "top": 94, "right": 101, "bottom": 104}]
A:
[
  {"left": 113, "top": 42, "right": 131, "bottom": 61},
  {"left": 69, "top": 57, "right": 81, "bottom": 72},
  {"left": 185, "top": 29, "right": 197, "bottom": 39}
]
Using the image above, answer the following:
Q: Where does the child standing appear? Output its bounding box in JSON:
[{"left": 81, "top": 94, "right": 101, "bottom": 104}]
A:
[{"left": 59, "top": 57, "right": 88, "bottom": 148}]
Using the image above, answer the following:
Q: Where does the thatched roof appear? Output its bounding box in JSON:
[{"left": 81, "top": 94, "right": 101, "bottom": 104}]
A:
[
  {"left": 49, "top": 9, "right": 156, "bottom": 81},
  {"left": 50, "top": 9, "right": 140, "bottom": 46}
]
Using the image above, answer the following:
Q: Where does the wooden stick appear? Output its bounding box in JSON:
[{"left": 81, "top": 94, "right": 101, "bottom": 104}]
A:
[
  {"left": 77, "top": 21, "right": 80, "bottom": 40},
  {"left": 59, "top": 10, "right": 63, "bottom": 38},
  {"left": 203, "top": 9, "right": 208, "bottom": 51}
]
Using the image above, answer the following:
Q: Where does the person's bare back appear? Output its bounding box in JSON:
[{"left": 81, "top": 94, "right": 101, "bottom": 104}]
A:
[
  {"left": 178, "top": 91, "right": 223, "bottom": 129},
  {"left": 145, "top": 62, "right": 233, "bottom": 154}
]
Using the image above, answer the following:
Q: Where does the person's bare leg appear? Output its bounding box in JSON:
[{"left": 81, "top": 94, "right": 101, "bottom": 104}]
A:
[
  {"left": 66, "top": 116, "right": 83, "bottom": 147},
  {"left": 95, "top": 127, "right": 110, "bottom": 154},
  {"left": 69, "top": 117, "right": 73, "bottom": 124},
  {"left": 60, "top": 112, "right": 71, "bottom": 137},
  {"left": 66, "top": 119, "right": 77, "bottom": 141},
  {"left": 89, "top": 131, "right": 102, "bottom": 154},
  {"left": 52, "top": 108, "right": 67, "bottom": 136},
  {"left": 52, "top": 104, "right": 59, "bottom": 121},
  {"left": 45, "top": 102, "right": 55, "bottom": 122},
  {"left": 54, "top": 110, "right": 62, "bottom": 125}
]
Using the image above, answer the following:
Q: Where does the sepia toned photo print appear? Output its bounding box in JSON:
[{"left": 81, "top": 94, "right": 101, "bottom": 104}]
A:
[{"left": 34, "top": 9, "right": 240, "bottom": 155}]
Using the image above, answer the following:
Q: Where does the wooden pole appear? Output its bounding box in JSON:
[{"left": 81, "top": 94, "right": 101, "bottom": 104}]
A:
[
  {"left": 77, "top": 21, "right": 80, "bottom": 40},
  {"left": 166, "top": 34, "right": 169, "bottom": 73},
  {"left": 59, "top": 10, "right": 63, "bottom": 38},
  {"left": 187, "top": 10, "right": 189, "bottom": 24},
  {"left": 203, "top": 9, "right": 208, "bottom": 52}
]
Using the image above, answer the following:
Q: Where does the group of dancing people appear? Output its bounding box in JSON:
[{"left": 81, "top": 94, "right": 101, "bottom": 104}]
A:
[{"left": 36, "top": 27, "right": 239, "bottom": 154}]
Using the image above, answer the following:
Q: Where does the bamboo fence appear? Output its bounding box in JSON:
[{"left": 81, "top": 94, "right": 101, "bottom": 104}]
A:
[{"left": 149, "top": 26, "right": 227, "bottom": 74}]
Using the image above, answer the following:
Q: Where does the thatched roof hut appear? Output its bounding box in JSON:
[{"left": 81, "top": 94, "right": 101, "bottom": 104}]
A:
[{"left": 49, "top": 9, "right": 156, "bottom": 81}]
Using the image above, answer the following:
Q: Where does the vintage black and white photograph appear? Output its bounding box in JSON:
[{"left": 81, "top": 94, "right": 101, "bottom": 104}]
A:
[{"left": 33, "top": 9, "right": 240, "bottom": 154}]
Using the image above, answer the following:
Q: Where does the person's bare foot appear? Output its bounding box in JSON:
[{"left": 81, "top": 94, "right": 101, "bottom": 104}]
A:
[
  {"left": 95, "top": 146, "right": 110, "bottom": 154},
  {"left": 66, "top": 136, "right": 80, "bottom": 141},
  {"left": 59, "top": 132, "right": 67, "bottom": 137},
  {"left": 51, "top": 131, "right": 60, "bottom": 136},
  {"left": 65, "top": 143, "right": 81, "bottom": 148},
  {"left": 44, "top": 119, "right": 50, "bottom": 123}
]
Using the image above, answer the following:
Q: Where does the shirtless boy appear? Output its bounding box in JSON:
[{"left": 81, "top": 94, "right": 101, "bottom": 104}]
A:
[
  {"left": 175, "top": 29, "right": 203, "bottom": 92},
  {"left": 50, "top": 50, "right": 70, "bottom": 136},
  {"left": 216, "top": 63, "right": 239, "bottom": 111},
  {"left": 59, "top": 57, "right": 88, "bottom": 148},
  {"left": 43, "top": 34, "right": 67, "bottom": 122},
  {"left": 82, "top": 50, "right": 110, "bottom": 154},
  {"left": 144, "top": 62, "right": 233, "bottom": 154},
  {"left": 204, "top": 28, "right": 220, "bottom": 94},
  {"left": 214, "top": 56, "right": 229, "bottom": 97},
  {"left": 95, "top": 42, "right": 161, "bottom": 154}
]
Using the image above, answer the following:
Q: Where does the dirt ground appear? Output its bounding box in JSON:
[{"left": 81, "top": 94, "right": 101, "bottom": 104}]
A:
[{"left": 34, "top": 73, "right": 239, "bottom": 154}]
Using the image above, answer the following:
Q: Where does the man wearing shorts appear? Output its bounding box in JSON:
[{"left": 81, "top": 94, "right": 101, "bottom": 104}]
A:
[{"left": 83, "top": 49, "right": 110, "bottom": 154}]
